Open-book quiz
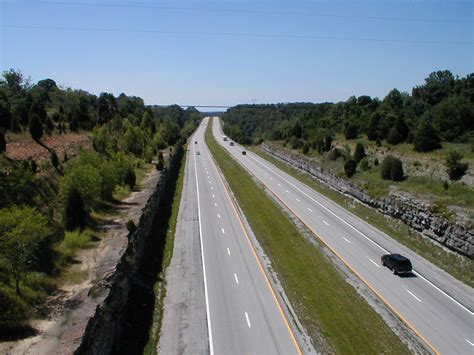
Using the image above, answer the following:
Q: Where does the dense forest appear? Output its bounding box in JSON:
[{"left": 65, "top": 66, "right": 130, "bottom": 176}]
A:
[
  {"left": 0, "top": 69, "right": 201, "bottom": 331},
  {"left": 222, "top": 70, "right": 474, "bottom": 153}
]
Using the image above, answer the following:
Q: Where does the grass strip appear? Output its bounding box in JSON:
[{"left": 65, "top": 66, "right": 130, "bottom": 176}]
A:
[
  {"left": 206, "top": 122, "right": 409, "bottom": 354},
  {"left": 248, "top": 146, "right": 474, "bottom": 288},
  {"left": 143, "top": 148, "right": 187, "bottom": 355}
]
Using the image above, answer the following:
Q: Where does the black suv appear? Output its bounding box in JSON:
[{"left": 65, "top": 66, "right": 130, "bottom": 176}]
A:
[{"left": 381, "top": 254, "right": 412, "bottom": 275}]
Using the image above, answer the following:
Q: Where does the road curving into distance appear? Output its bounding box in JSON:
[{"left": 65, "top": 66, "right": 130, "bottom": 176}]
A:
[{"left": 212, "top": 116, "right": 474, "bottom": 354}]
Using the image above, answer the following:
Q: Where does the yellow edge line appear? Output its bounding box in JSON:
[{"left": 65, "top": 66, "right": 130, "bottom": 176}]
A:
[
  {"left": 206, "top": 124, "right": 303, "bottom": 355},
  {"left": 242, "top": 149, "right": 441, "bottom": 355}
]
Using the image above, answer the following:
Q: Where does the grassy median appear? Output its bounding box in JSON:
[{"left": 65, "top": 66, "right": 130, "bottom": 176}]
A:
[
  {"left": 248, "top": 146, "right": 474, "bottom": 288},
  {"left": 205, "top": 122, "right": 409, "bottom": 354}
]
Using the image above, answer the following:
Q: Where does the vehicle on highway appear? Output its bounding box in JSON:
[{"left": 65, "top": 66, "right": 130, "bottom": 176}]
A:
[
  {"left": 230, "top": 141, "right": 234, "bottom": 146},
  {"left": 242, "top": 150, "right": 246, "bottom": 155},
  {"left": 224, "top": 137, "right": 228, "bottom": 141},
  {"left": 196, "top": 151, "right": 200, "bottom": 155},
  {"left": 381, "top": 254, "right": 412, "bottom": 275},
  {"left": 195, "top": 141, "right": 197, "bottom": 144}
]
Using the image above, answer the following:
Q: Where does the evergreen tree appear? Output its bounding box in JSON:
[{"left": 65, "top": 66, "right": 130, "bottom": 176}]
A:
[
  {"left": 0, "top": 130, "right": 5, "bottom": 153},
  {"left": 413, "top": 122, "right": 441, "bottom": 152},
  {"left": 386, "top": 117, "right": 409, "bottom": 145},
  {"left": 354, "top": 142, "right": 366, "bottom": 162},
  {"left": 63, "top": 188, "right": 86, "bottom": 230},
  {"left": 344, "top": 159, "right": 357, "bottom": 178},
  {"left": 28, "top": 113, "right": 43, "bottom": 141},
  {"left": 445, "top": 151, "right": 469, "bottom": 181}
]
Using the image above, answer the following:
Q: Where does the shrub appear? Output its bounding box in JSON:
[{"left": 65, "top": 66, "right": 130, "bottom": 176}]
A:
[
  {"left": 413, "top": 122, "right": 441, "bottom": 152},
  {"left": 391, "top": 158, "right": 404, "bottom": 181},
  {"left": 381, "top": 155, "right": 404, "bottom": 181},
  {"left": 63, "top": 187, "right": 86, "bottom": 230},
  {"left": 360, "top": 157, "right": 370, "bottom": 171},
  {"left": 61, "top": 164, "right": 101, "bottom": 207},
  {"left": 374, "top": 158, "right": 379, "bottom": 166},
  {"left": 59, "top": 230, "right": 91, "bottom": 253},
  {"left": 28, "top": 113, "right": 43, "bottom": 141},
  {"left": 0, "top": 206, "right": 52, "bottom": 295},
  {"left": 289, "top": 136, "right": 302, "bottom": 149},
  {"left": 344, "top": 123, "right": 358, "bottom": 140},
  {"left": 344, "top": 159, "right": 357, "bottom": 178},
  {"left": 302, "top": 143, "right": 310, "bottom": 155},
  {"left": 126, "top": 220, "right": 137, "bottom": 233},
  {"left": 124, "top": 168, "right": 136, "bottom": 188},
  {"left": 327, "top": 148, "right": 342, "bottom": 161},
  {"left": 0, "top": 131, "right": 5, "bottom": 153},
  {"left": 354, "top": 142, "right": 366, "bottom": 162},
  {"left": 445, "top": 151, "right": 469, "bottom": 181},
  {"left": 156, "top": 160, "right": 164, "bottom": 171},
  {"left": 50, "top": 150, "right": 59, "bottom": 169},
  {"left": 443, "top": 180, "right": 449, "bottom": 190}
]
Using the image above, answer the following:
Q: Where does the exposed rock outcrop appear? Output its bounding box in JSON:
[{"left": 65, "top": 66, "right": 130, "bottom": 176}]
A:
[{"left": 262, "top": 143, "right": 473, "bottom": 258}]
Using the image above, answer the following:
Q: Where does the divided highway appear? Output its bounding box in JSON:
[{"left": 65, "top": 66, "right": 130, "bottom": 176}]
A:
[
  {"left": 212, "top": 117, "right": 474, "bottom": 354},
  {"left": 187, "top": 118, "right": 301, "bottom": 354}
]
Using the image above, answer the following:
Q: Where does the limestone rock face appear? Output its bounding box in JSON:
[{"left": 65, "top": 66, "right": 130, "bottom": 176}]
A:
[{"left": 262, "top": 143, "right": 473, "bottom": 258}]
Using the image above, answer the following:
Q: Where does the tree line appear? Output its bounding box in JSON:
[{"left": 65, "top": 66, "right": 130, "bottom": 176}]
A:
[
  {"left": 0, "top": 69, "right": 201, "bottom": 331},
  {"left": 222, "top": 70, "right": 473, "bottom": 153}
]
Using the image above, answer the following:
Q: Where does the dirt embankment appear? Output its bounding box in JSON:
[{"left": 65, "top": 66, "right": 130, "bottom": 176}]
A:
[
  {"left": 0, "top": 168, "right": 160, "bottom": 355},
  {"left": 5, "top": 132, "right": 92, "bottom": 162}
]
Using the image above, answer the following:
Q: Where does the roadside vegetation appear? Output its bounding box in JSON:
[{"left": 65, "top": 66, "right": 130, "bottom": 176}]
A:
[
  {"left": 205, "top": 120, "right": 410, "bottom": 353},
  {"left": 248, "top": 146, "right": 474, "bottom": 287},
  {"left": 143, "top": 146, "right": 188, "bottom": 355},
  {"left": 222, "top": 70, "right": 473, "bottom": 226},
  {"left": 0, "top": 69, "right": 201, "bottom": 336}
]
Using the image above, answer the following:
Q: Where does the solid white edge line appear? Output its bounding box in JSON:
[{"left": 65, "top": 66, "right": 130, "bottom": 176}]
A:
[
  {"left": 244, "top": 146, "right": 473, "bottom": 315},
  {"left": 193, "top": 126, "right": 214, "bottom": 355},
  {"left": 244, "top": 312, "right": 251, "bottom": 328},
  {"left": 404, "top": 287, "right": 422, "bottom": 303}
]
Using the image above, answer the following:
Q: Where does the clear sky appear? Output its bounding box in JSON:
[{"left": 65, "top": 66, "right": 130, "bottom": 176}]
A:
[{"left": 1, "top": 0, "right": 473, "bottom": 108}]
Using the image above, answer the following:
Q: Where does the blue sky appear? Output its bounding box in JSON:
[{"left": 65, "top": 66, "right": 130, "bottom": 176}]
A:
[{"left": 1, "top": 0, "right": 473, "bottom": 108}]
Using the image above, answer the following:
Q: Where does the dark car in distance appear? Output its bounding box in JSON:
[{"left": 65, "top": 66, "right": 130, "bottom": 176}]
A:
[
  {"left": 381, "top": 254, "right": 412, "bottom": 275},
  {"left": 241, "top": 151, "right": 246, "bottom": 155}
]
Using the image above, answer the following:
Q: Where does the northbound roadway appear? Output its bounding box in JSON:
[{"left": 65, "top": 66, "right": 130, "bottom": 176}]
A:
[{"left": 212, "top": 117, "right": 474, "bottom": 354}]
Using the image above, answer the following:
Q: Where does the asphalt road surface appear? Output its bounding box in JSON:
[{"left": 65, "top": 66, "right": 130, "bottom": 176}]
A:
[
  {"left": 212, "top": 117, "right": 474, "bottom": 354},
  {"left": 175, "top": 118, "right": 301, "bottom": 354}
]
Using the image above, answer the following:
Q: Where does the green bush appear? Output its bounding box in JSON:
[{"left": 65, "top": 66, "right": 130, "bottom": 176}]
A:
[
  {"left": 302, "top": 143, "right": 310, "bottom": 155},
  {"left": 344, "top": 159, "right": 357, "bottom": 178},
  {"left": 63, "top": 187, "right": 86, "bottom": 230},
  {"left": 0, "top": 206, "right": 52, "bottom": 295},
  {"left": 50, "top": 149, "right": 59, "bottom": 169},
  {"left": 327, "top": 148, "right": 342, "bottom": 161},
  {"left": 61, "top": 163, "right": 101, "bottom": 207},
  {"left": 0, "top": 131, "right": 5, "bottom": 153},
  {"left": 344, "top": 123, "right": 358, "bottom": 140},
  {"left": 360, "top": 157, "right": 370, "bottom": 171},
  {"left": 126, "top": 220, "right": 137, "bottom": 233},
  {"left": 28, "top": 113, "right": 43, "bottom": 141},
  {"left": 413, "top": 122, "right": 441, "bottom": 152},
  {"left": 0, "top": 285, "right": 30, "bottom": 325},
  {"left": 445, "top": 151, "right": 469, "bottom": 181},
  {"left": 354, "top": 142, "right": 366, "bottom": 162},
  {"left": 60, "top": 230, "right": 91, "bottom": 252},
  {"left": 381, "top": 155, "right": 404, "bottom": 181}
]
